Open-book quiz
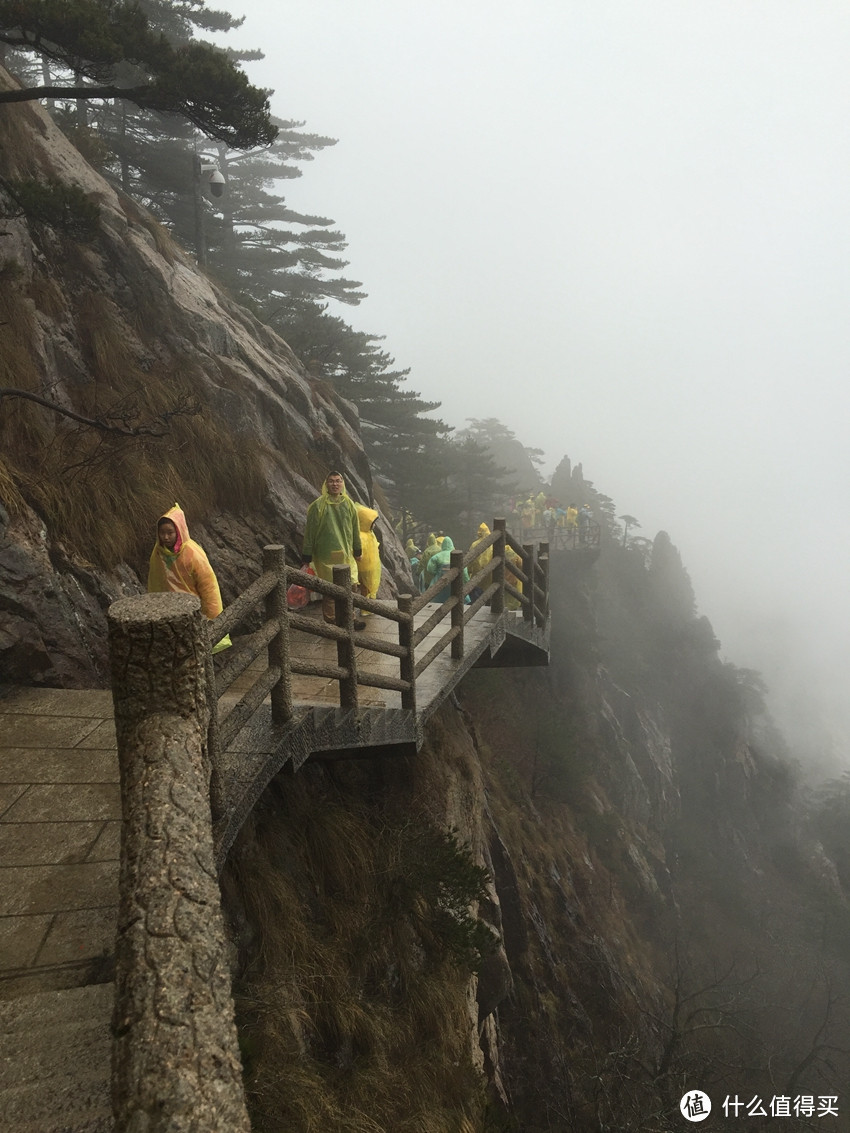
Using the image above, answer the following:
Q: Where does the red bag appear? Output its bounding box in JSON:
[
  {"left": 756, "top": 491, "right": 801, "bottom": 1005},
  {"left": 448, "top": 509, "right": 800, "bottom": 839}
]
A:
[{"left": 287, "top": 565, "right": 315, "bottom": 610}]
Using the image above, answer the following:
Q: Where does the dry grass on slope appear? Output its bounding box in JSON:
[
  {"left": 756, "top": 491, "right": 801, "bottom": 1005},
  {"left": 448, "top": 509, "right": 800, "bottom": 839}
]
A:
[
  {"left": 224, "top": 751, "right": 491, "bottom": 1133},
  {"left": 0, "top": 269, "right": 268, "bottom": 567}
]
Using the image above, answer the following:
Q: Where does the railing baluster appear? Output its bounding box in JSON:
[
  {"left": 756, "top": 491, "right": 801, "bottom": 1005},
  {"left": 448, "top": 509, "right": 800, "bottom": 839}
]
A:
[
  {"left": 522, "top": 543, "right": 534, "bottom": 625},
  {"left": 263, "top": 545, "right": 292, "bottom": 725},
  {"left": 450, "top": 550, "right": 465, "bottom": 659},
  {"left": 398, "top": 594, "right": 416, "bottom": 711},
  {"left": 537, "top": 543, "right": 549, "bottom": 628},
  {"left": 492, "top": 518, "right": 506, "bottom": 616},
  {"left": 332, "top": 563, "right": 359, "bottom": 711}
]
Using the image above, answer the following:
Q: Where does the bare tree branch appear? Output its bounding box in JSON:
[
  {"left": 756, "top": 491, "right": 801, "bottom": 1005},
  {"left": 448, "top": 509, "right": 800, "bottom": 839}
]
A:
[{"left": 0, "top": 387, "right": 201, "bottom": 436}]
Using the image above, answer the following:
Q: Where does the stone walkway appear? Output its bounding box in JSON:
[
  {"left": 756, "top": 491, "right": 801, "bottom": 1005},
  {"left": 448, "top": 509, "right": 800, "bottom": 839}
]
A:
[
  {"left": 0, "top": 688, "right": 120, "bottom": 999},
  {"left": 0, "top": 690, "right": 118, "bottom": 1131},
  {"left": 0, "top": 596, "right": 545, "bottom": 1129},
  {"left": 0, "top": 600, "right": 542, "bottom": 996}
]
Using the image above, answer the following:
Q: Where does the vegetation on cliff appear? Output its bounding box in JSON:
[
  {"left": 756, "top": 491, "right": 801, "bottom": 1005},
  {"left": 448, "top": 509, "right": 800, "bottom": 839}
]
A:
[
  {"left": 3, "top": 14, "right": 850, "bottom": 1130},
  {"left": 222, "top": 511, "right": 850, "bottom": 1131}
]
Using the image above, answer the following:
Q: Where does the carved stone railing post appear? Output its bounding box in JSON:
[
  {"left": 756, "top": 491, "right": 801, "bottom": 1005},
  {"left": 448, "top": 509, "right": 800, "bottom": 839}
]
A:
[
  {"left": 492, "top": 517, "right": 506, "bottom": 616},
  {"left": 263, "top": 544, "right": 292, "bottom": 724},
  {"left": 522, "top": 543, "right": 535, "bottom": 626},
  {"left": 332, "top": 563, "right": 359, "bottom": 710},
  {"left": 398, "top": 593, "right": 416, "bottom": 710},
  {"left": 107, "top": 592, "right": 251, "bottom": 1133},
  {"left": 450, "top": 549, "right": 465, "bottom": 659}
]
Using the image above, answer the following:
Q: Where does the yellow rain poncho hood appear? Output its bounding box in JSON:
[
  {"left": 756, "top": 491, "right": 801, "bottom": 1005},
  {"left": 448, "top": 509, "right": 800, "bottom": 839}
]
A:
[
  {"left": 418, "top": 532, "right": 438, "bottom": 575},
  {"left": 355, "top": 505, "right": 381, "bottom": 599},
  {"left": 468, "top": 522, "right": 493, "bottom": 583},
  {"left": 147, "top": 503, "right": 224, "bottom": 622},
  {"left": 302, "top": 475, "right": 362, "bottom": 585},
  {"left": 504, "top": 545, "right": 523, "bottom": 610}
]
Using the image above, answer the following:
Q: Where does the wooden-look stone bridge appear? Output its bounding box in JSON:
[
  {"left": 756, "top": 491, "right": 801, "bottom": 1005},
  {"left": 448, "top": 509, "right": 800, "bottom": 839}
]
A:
[
  {"left": 206, "top": 518, "right": 550, "bottom": 865},
  {"left": 0, "top": 518, "right": 556, "bottom": 1131}
]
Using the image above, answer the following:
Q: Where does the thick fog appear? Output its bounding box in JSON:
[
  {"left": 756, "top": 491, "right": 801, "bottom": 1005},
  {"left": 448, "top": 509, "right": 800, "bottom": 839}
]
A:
[{"left": 227, "top": 1, "right": 850, "bottom": 770}]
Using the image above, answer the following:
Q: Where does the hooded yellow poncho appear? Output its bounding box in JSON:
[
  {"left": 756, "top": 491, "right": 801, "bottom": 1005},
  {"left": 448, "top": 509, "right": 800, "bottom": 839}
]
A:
[
  {"left": 148, "top": 504, "right": 223, "bottom": 619},
  {"left": 468, "top": 522, "right": 493, "bottom": 585},
  {"left": 147, "top": 503, "right": 231, "bottom": 652},
  {"left": 356, "top": 505, "right": 381, "bottom": 599},
  {"left": 418, "top": 533, "right": 439, "bottom": 577},
  {"left": 504, "top": 545, "right": 524, "bottom": 611}
]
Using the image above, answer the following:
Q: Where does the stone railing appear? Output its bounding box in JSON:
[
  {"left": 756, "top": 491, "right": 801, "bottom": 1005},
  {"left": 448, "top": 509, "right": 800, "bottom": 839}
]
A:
[
  {"left": 107, "top": 592, "right": 251, "bottom": 1132},
  {"left": 513, "top": 520, "right": 601, "bottom": 550},
  {"left": 206, "top": 518, "right": 549, "bottom": 733}
]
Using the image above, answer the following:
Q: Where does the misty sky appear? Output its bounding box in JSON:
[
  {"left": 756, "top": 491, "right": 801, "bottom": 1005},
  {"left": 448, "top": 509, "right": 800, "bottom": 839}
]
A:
[{"left": 223, "top": 1, "right": 850, "bottom": 762}]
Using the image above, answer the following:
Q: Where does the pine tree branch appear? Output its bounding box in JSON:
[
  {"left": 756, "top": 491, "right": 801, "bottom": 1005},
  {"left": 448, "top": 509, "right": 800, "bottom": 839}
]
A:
[{"left": 0, "top": 83, "right": 149, "bottom": 103}]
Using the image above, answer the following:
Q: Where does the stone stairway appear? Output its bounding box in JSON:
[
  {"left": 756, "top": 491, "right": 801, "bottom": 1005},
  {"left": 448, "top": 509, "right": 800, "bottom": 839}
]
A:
[{"left": 0, "top": 982, "right": 113, "bottom": 1131}]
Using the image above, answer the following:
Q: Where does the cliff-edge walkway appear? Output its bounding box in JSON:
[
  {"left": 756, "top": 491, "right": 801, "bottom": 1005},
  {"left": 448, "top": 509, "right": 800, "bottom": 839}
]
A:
[{"left": 0, "top": 519, "right": 551, "bottom": 1131}]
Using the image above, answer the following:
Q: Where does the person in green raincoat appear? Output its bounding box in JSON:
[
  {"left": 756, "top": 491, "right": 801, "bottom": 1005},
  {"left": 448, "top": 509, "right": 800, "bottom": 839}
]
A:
[
  {"left": 302, "top": 471, "right": 364, "bottom": 626},
  {"left": 424, "top": 535, "right": 470, "bottom": 604}
]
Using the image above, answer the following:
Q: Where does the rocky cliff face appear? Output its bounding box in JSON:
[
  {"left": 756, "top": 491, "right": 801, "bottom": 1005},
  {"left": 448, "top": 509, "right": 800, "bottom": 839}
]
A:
[
  {"left": 5, "top": 69, "right": 849, "bottom": 1133},
  {"left": 225, "top": 549, "right": 850, "bottom": 1131},
  {"left": 0, "top": 67, "right": 408, "bottom": 687}
]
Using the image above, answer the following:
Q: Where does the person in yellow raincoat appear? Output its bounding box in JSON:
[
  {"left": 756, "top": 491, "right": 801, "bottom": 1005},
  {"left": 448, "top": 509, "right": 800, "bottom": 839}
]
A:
[
  {"left": 355, "top": 504, "right": 382, "bottom": 609},
  {"left": 504, "top": 544, "right": 524, "bottom": 611},
  {"left": 521, "top": 497, "right": 535, "bottom": 535},
  {"left": 147, "top": 503, "right": 232, "bottom": 653},
  {"left": 302, "top": 471, "right": 364, "bottom": 627},
  {"left": 468, "top": 522, "right": 494, "bottom": 591},
  {"left": 415, "top": 532, "right": 437, "bottom": 592}
]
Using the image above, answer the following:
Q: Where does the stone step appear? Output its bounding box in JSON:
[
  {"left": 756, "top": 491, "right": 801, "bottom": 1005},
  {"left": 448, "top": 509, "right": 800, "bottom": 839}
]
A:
[{"left": 0, "top": 983, "right": 113, "bottom": 1132}]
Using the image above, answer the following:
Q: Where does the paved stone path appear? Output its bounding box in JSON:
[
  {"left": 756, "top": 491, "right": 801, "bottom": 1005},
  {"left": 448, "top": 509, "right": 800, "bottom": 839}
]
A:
[
  {"left": 0, "top": 601, "right": 478, "bottom": 995},
  {"left": 0, "top": 688, "right": 120, "bottom": 1000},
  {"left": 0, "top": 689, "right": 118, "bottom": 1131}
]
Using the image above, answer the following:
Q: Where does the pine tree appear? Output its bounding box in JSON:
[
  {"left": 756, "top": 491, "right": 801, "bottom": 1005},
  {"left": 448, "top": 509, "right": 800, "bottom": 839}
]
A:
[
  {"left": 276, "top": 300, "right": 455, "bottom": 528},
  {"left": 0, "top": 0, "right": 276, "bottom": 147},
  {"left": 457, "top": 417, "right": 539, "bottom": 494},
  {"left": 205, "top": 127, "right": 365, "bottom": 305},
  {"left": 444, "top": 435, "right": 517, "bottom": 542}
]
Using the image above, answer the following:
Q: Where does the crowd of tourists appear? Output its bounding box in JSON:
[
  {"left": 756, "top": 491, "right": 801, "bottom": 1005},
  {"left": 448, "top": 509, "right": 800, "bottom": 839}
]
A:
[
  {"left": 146, "top": 471, "right": 383, "bottom": 643},
  {"left": 402, "top": 523, "right": 524, "bottom": 610},
  {"left": 505, "top": 493, "right": 594, "bottom": 543},
  {"left": 145, "top": 471, "right": 587, "bottom": 643}
]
